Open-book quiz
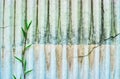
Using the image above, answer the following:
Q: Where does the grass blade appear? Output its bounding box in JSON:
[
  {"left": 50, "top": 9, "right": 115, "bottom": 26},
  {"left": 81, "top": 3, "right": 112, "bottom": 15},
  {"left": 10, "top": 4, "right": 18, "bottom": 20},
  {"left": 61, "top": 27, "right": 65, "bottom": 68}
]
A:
[
  {"left": 27, "top": 21, "right": 32, "bottom": 30},
  {"left": 21, "top": 27, "right": 27, "bottom": 39},
  {"left": 25, "top": 69, "right": 32, "bottom": 75},
  {"left": 13, "top": 75, "right": 17, "bottom": 79},
  {"left": 25, "top": 44, "right": 32, "bottom": 50},
  {"left": 14, "top": 56, "right": 22, "bottom": 63}
]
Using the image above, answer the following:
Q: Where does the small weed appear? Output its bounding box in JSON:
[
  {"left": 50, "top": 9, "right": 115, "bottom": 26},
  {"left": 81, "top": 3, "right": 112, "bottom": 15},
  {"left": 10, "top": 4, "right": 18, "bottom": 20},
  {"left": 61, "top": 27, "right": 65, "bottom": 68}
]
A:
[{"left": 13, "top": 20, "right": 32, "bottom": 79}]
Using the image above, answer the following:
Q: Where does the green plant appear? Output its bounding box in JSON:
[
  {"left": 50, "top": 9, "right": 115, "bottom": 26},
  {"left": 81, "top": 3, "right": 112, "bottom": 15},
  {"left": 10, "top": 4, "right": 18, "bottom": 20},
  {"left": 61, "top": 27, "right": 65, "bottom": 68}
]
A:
[{"left": 13, "top": 20, "right": 32, "bottom": 79}]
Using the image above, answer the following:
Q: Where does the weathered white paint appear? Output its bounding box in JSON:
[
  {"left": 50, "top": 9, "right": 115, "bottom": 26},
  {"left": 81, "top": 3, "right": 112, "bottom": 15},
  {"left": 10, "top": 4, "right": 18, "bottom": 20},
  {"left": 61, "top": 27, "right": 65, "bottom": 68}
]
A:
[
  {"left": 73, "top": 45, "right": 79, "bottom": 79},
  {"left": 13, "top": 0, "right": 23, "bottom": 78},
  {"left": 50, "top": 45, "right": 57, "bottom": 79},
  {"left": 103, "top": 0, "right": 111, "bottom": 39},
  {"left": 35, "top": 0, "right": 48, "bottom": 79},
  {"left": 115, "top": 45, "right": 120, "bottom": 79},
  {"left": 49, "top": 0, "right": 58, "bottom": 79},
  {"left": 60, "top": 0, "right": 69, "bottom": 79},
  {"left": 104, "top": 45, "right": 110, "bottom": 79},
  {"left": 93, "top": 0, "right": 101, "bottom": 79},
  {"left": 94, "top": 47, "right": 100, "bottom": 79},
  {"left": 82, "top": 0, "right": 91, "bottom": 44},
  {"left": 62, "top": 45, "right": 68, "bottom": 79},
  {"left": 0, "top": 0, "right": 120, "bottom": 79},
  {"left": 39, "top": 45, "right": 46, "bottom": 79},
  {"left": 0, "top": 0, "right": 3, "bottom": 78},
  {"left": 38, "top": 0, "right": 47, "bottom": 44},
  {"left": 114, "top": 0, "right": 120, "bottom": 79},
  {"left": 49, "top": 0, "right": 58, "bottom": 44},
  {"left": 2, "top": 0, "right": 13, "bottom": 79},
  {"left": 83, "top": 46, "right": 89, "bottom": 79},
  {"left": 60, "top": 0, "right": 69, "bottom": 44},
  {"left": 82, "top": 0, "right": 91, "bottom": 79},
  {"left": 71, "top": 0, "right": 80, "bottom": 79},
  {"left": 71, "top": 0, "right": 79, "bottom": 44},
  {"left": 103, "top": 0, "right": 111, "bottom": 79}
]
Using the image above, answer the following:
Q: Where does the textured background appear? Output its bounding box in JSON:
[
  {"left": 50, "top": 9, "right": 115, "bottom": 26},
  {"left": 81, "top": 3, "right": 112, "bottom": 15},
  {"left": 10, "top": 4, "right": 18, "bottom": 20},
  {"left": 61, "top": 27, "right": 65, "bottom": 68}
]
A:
[{"left": 0, "top": 0, "right": 120, "bottom": 79}]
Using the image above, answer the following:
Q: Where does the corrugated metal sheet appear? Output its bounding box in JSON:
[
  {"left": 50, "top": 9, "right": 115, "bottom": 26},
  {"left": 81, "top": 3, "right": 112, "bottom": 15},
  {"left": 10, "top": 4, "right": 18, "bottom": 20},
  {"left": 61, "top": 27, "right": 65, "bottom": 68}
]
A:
[{"left": 0, "top": 0, "right": 120, "bottom": 79}]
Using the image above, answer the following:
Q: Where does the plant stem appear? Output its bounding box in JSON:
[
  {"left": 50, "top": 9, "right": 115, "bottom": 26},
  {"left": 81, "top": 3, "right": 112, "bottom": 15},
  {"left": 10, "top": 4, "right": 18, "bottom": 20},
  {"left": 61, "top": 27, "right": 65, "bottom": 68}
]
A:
[{"left": 22, "top": 31, "right": 27, "bottom": 79}]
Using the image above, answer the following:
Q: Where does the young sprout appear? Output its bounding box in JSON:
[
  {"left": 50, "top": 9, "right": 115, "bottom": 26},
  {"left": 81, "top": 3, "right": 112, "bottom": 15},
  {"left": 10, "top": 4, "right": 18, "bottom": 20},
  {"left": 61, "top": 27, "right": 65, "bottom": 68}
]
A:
[{"left": 13, "top": 20, "right": 32, "bottom": 79}]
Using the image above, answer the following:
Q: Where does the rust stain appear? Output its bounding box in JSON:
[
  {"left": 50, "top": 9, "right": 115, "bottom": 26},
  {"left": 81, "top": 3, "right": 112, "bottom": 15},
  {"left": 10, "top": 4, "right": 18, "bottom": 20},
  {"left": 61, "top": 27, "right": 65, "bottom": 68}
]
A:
[
  {"left": 33, "top": 45, "right": 116, "bottom": 78},
  {"left": 89, "top": 45, "right": 95, "bottom": 69},
  {"left": 34, "top": 44, "right": 40, "bottom": 61},
  {"left": 67, "top": 45, "right": 73, "bottom": 71},
  {"left": 110, "top": 45, "right": 115, "bottom": 73},
  {"left": 100, "top": 45, "right": 105, "bottom": 64},
  {"left": 56, "top": 45, "right": 62, "bottom": 79},
  {"left": 78, "top": 45, "right": 84, "bottom": 64},
  {"left": 45, "top": 44, "right": 51, "bottom": 71}
]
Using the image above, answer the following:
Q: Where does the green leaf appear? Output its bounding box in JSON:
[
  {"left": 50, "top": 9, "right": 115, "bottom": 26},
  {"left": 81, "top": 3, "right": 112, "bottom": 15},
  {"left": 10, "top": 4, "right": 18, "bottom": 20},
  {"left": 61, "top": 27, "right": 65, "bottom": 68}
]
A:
[
  {"left": 27, "top": 21, "right": 32, "bottom": 30},
  {"left": 13, "top": 75, "right": 17, "bottom": 79},
  {"left": 14, "top": 56, "right": 22, "bottom": 63},
  {"left": 25, "top": 69, "right": 32, "bottom": 75},
  {"left": 25, "top": 44, "right": 32, "bottom": 50},
  {"left": 21, "top": 27, "right": 27, "bottom": 39}
]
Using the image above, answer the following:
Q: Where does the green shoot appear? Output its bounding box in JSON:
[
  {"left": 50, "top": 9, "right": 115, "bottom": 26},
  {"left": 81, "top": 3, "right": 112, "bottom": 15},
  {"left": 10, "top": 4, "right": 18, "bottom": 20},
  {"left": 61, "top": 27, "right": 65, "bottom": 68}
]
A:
[{"left": 13, "top": 20, "right": 32, "bottom": 79}]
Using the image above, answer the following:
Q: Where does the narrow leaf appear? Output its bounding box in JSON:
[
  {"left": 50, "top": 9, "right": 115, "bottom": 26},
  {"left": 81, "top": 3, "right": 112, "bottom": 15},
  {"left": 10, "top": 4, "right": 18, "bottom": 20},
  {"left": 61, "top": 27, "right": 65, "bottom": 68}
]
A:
[
  {"left": 13, "top": 75, "right": 16, "bottom": 79},
  {"left": 25, "top": 44, "right": 32, "bottom": 50},
  {"left": 27, "top": 21, "right": 32, "bottom": 30},
  {"left": 21, "top": 27, "right": 27, "bottom": 39},
  {"left": 25, "top": 69, "right": 32, "bottom": 75},
  {"left": 14, "top": 56, "right": 22, "bottom": 63}
]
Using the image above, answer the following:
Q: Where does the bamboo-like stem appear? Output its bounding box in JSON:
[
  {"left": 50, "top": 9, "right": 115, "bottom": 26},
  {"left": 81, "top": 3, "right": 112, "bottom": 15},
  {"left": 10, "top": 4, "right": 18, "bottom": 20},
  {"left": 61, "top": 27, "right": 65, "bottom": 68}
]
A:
[
  {"left": 26, "top": 0, "right": 35, "bottom": 79},
  {"left": 21, "top": 21, "right": 32, "bottom": 79},
  {"left": 22, "top": 29, "right": 27, "bottom": 79}
]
